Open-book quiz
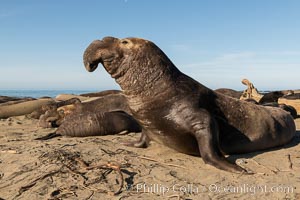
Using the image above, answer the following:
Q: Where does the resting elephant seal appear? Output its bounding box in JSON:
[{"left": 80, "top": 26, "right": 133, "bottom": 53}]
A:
[
  {"left": 0, "top": 98, "right": 55, "bottom": 119},
  {"left": 258, "top": 90, "right": 294, "bottom": 104},
  {"left": 214, "top": 88, "right": 242, "bottom": 99},
  {"left": 29, "top": 98, "right": 81, "bottom": 119},
  {"left": 83, "top": 36, "right": 296, "bottom": 173},
  {"left": 55, "top": 94, "right": 90, "bottom": 102},
  {"left": 283, "top": 93, "right": 300, "bottom": 100},
  {"left": 36, "top": 111, "right": 141, "bottom": 140},
  {"left": 38, "top": 93, "right": 132, "bottom": 128}
]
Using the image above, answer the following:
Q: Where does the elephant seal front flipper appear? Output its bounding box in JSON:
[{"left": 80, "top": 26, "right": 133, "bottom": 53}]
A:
[{"left": 194, "top": 112, "right": 246, "bottom": 173}]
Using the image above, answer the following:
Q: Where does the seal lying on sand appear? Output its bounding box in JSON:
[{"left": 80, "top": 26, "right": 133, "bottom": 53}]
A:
[
  {"left": 283, "top": 93, "right": 300, "bottom": 100},
  {"left": 83, "top": 36, "right": 296, "bottom": 173},
  {"left": 0, "top": 98, "right": 55, "bottom": 119},
  {"left": 36, "top": 111, "right": 141, "bottom": 140},
  {"left": 38, "top": 93, "right": 132, "bottom": 128},
  {"left": 259, "top": 90, "right": 294, "bottom": 104},
  {"left": 29, "top": 98, "right": 81, "bottom": 119}
]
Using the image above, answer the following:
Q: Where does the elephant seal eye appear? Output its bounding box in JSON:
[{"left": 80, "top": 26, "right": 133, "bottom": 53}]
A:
[{"left": 121, "top": 40, "right": 129, "bottom": 44}]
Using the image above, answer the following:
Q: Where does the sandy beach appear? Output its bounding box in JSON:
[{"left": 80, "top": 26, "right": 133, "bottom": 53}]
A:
[{"left": 0, "top": 114, "right": 299, "bottom": 199}]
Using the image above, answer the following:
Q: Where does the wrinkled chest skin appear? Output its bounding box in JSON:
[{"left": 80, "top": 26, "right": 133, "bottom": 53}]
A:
[{"left": 128, "top": 94, "right": 200, "bottom": 155}]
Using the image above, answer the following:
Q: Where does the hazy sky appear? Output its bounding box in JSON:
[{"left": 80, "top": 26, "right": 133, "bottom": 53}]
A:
[{"left": 1, "top": 0, "right": 300, "bottom": 91}]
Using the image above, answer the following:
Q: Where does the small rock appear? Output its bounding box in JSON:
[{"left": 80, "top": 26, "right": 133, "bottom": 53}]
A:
[
  {"left": 169, "top": 170, "right": 177, "bottom": 177},
  {"left": 236, "top": 159, "right": 248, "bottom": 165}
]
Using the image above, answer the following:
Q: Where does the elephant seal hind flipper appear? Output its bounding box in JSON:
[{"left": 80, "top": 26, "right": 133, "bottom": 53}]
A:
[{"left": 35, "top": 132, "right": 62, "bottom": 140}]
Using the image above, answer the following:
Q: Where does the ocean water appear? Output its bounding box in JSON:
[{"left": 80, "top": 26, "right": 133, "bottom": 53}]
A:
[
  {"left": 0, "top": 89, "right": 276, "bottom": 99},
  {"left": 0, "top": 90, "right": 98, "bottom": 98}
]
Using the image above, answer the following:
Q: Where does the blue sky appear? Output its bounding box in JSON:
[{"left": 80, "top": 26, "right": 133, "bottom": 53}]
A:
[{"left": 0, "top": 0, "right": 300, "bottom": 91}]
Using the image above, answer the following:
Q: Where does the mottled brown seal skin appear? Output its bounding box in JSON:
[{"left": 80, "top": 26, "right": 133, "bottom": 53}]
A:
[
  {"left": 214, "top": 88, "right": 242, "bottom": 99},
  {"left": 29, "top": 98, "right": 81, "bottom": 119},
  {"left": 83, "top": 36, "right": 296, "bottom": 173},
  {"left": 38, "top": 108, "right": 63, "bottom": 128}
]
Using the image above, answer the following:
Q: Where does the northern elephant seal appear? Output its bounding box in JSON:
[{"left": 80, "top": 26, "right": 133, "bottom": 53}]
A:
[
  {"left": 259, "top": 90, "right": 294, "bottom": 104},
  {"left": 36, "top": 111, "right": 141, "bottom": 140},
  {"left": 38, "top": 93, "right": 132, "bottom": 128},
  {"left": 29, "top": 98, "right": 81, "bottom": 119},
  {"left": 83, "top": 36, "right": 296, "bottom": 173},
  {"left": 0, "top": 98, "right": 55, "bottom": 119}
]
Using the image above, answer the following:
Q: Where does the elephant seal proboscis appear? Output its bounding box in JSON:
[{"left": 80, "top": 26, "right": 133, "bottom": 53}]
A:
[{"left": 83, "top": 36, "right": 296, "bottom": 173}]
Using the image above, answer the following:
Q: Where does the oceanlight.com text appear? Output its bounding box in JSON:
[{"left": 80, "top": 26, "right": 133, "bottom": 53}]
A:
[{"left": 133, "top": 183, "right": 294, "bottom": 195}]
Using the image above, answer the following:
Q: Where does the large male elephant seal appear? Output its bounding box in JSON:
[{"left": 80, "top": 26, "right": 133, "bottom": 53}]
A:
[{"left": 83, "top": 36, "right": 296, "bottom": 173}]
